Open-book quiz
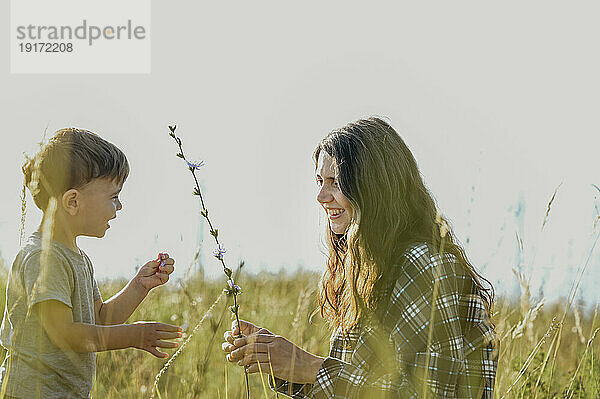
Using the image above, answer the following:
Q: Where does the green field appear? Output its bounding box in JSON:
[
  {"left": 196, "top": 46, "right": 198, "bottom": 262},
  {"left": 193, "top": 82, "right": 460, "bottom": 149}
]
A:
[{"left": 0, "top": 263, "right": 598, "bottom": 398}]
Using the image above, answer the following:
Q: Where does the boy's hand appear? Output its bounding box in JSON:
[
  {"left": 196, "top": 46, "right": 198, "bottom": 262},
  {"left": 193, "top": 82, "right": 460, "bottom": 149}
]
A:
[
  {"left": 131, "top": 321, "right": 182, "bottom": 358},
  {"left": 135, "top": 253, "right": 175, "bottom": 291}
]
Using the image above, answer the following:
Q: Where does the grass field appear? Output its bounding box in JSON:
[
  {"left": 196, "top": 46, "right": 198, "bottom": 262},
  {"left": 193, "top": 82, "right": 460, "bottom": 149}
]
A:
[{"left": 0, "top": 260, "right": 598, "bottom": 398}]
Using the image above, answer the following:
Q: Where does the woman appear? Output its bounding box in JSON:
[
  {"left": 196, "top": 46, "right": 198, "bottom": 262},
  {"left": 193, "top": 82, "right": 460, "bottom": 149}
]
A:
[{"left": 223, "top": 117, "right": 497, "bottom": 398}]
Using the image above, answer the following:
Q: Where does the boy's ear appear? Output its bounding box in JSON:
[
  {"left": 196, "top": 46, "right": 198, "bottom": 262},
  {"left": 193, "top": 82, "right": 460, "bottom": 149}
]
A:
[{"left": 61, "top": 189, "right": 80, "bottom": 216}]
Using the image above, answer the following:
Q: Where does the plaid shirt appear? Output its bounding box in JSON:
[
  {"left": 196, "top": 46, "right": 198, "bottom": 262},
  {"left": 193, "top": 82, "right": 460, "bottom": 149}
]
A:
[{"left": 271, "top": 242, "right": 497, "bottom": 398}]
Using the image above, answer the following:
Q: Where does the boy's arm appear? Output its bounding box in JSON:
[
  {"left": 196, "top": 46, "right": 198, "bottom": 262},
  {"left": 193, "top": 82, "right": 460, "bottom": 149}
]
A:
[
  {"left": 94, "top": 279, "right": 148, "bottom": 325},
  {"left": 38, "top": 300, "right": 181, "bottom": 357},
  {"left": 95, "top": 255, "right": 175, "bottom": 325}
]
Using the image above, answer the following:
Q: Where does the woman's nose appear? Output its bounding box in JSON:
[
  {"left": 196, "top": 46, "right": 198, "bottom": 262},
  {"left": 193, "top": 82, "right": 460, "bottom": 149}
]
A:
[{"left": 316, "top": 185, "right": 333, "bottom": 204}]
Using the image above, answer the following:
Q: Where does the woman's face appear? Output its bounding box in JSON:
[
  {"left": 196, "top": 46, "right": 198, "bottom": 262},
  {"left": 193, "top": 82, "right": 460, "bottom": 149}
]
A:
[{"left": 316, "top": 151, "right": 353, "bottom": 235}]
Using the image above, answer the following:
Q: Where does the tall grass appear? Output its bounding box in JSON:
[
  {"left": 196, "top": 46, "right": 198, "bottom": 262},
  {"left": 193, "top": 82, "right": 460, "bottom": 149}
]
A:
[
  {"left": 104, "top": 270, "right": 600, "bottom": 398},
  {"left": 0, "top": 261, "right": 597, "bottom": 397}
]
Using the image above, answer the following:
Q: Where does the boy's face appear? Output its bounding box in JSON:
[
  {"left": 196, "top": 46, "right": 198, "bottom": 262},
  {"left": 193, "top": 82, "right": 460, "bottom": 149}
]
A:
[{"left": 75, "top": 177, "right": 123, "bottom": 238}]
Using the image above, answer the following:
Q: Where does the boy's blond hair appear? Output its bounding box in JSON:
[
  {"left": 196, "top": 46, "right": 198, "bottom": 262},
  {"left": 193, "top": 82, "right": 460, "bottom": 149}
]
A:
[{"left": 23, "top": 128, "right": 129, "bottom": 211}]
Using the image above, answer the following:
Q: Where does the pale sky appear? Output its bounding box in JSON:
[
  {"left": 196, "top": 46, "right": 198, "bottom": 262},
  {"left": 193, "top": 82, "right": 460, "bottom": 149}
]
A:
[{"left": 1, "top": 1, "right": 599, "bottom": 306}]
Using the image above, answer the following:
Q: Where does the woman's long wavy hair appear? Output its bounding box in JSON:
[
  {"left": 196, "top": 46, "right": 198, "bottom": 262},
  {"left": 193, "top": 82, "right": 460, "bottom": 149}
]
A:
[{"left": 314, "top": 117, "right": 494, "bottom": 332}]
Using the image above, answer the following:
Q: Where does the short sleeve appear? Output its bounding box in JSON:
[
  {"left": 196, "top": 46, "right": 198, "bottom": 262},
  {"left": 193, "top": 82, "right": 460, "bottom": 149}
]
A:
[
  {"left": 21, "top": 250, "right": 74, "bottom": 309},
  {"left": 82, "top": 251, "right": 101, "bottom": 302},
  {"left": 92, "top": 277, "right": 101, "bottom": 302}
]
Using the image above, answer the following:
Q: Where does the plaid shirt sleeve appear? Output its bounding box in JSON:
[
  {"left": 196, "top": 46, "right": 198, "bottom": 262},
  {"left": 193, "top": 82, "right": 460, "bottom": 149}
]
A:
[{"left": 271, "top": 243, "right": 497, "bottom": 398}]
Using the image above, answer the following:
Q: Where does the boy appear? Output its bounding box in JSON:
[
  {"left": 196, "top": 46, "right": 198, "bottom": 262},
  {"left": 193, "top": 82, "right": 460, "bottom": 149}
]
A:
[{"left": 0, "top": 128, "right": 182, "bottom": 398}]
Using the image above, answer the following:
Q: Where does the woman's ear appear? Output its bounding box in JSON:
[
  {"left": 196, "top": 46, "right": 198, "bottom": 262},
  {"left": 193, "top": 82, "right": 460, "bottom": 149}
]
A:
[{"left": 61, "top": 189, "right": 80, "bottom": 216}]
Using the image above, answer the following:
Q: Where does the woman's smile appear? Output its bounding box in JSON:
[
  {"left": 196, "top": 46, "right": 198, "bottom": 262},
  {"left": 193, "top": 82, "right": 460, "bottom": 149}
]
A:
[{"left": 326, "top": 208, "right": 345, "bottom": 219}]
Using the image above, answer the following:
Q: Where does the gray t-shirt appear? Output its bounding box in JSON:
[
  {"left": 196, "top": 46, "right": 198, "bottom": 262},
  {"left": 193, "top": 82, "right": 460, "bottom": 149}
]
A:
[{"left": 0, "top": 232, "right": 102, "bottom": 399}]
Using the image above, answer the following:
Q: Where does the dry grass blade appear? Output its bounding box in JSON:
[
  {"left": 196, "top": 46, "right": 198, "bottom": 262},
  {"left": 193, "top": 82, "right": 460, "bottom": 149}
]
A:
[
  {"left": 19, "top": 182, "right": 27, "bottom": 247},
  {"left": 151, "top": 293, "right": 224, "bottom": 399},
  {"left": 512, "top": 267, "right": 531, "bottom": 317},
  {"left": 291, "top": 288, "right": 312, "bottom": 346},
  {"left": 573, "top": 305, "right": 586, "bottom": 345},
  {"left": 592, "top": 184, "right": 600, "bottom": 230},
  {"left": 541, "top": 182, "right": 562, "bottom": 231},
  {"left": 256, "top": 361, "right": 270, "bottom": 399},
  {"left": 422, "top": 213, "right": 448, "bottom": 398},
  {"left": 268, "top": 352, "right": 279, "bottom": 399},
  {"left": 512, "top": 298, "right": 545, "bottom": 340},
  {"left": 224, "top": 362, "right": 228, "bottom": 399}
]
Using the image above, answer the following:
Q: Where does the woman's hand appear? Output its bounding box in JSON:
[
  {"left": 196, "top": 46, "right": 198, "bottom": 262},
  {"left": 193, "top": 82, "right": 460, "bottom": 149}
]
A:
[
  {"left": 222, "top": 320, "right": 324, "bottom": 385},
  {"left": 223, "top": 319, "right": 273, "bottom": 345},
  {"left": 222, "top": 320, "right": 273, "bottom": 359}
]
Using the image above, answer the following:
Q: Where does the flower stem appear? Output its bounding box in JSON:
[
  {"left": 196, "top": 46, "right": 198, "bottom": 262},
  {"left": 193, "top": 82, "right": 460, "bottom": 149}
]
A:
[{"left": 169, "top": 125, "right": 250, "bottom": 399}]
